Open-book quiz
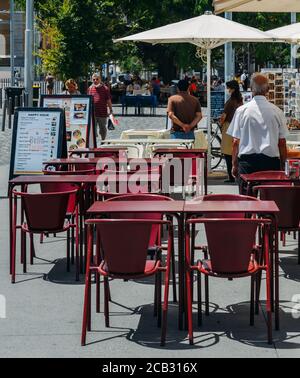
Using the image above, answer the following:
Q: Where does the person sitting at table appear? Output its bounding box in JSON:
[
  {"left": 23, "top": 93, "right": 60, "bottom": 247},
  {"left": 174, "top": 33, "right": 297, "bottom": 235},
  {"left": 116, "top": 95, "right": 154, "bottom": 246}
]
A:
[
  {"left": 133, "top": 81, "right": 141, "bottom": 90},
  {"left": 64, "top": 79, "right": 81, "bottom": 95},
  {"left": 167, "top": 79, "right": 203, "bottom": 140},
  {"left": 126, "top": 83, "right": 133, "bottom": 94},
  {"left": 227, "top": 73, "right": 288, "bottom": 182}
]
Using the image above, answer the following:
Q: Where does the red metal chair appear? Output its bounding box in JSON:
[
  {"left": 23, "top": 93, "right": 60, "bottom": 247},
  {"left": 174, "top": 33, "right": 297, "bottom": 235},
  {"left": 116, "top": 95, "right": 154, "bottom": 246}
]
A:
[
  {"left": 40, "top": 182, "right": 81, "bottom": 272},
  {"left": 106, "top": 194, "right": 177, "bottom": 303},
  {"left": 191, "top": 194, "right": 259, "bottom": 264},
  {"left": 185, "top": 218, "right": 272, "bottom": 345},
  {"left": 154, "top": 149, "right": 207, "bottom": 196},
  {"left": 11, "top": 189, "right": 80, "bottom": 283},
  {"left": 241, "top": 170, "right": 291, "bottom": 196},
  {"left": 254, "top": 185, "right": 300, "bottom": 264},
  {"left": 96, "top": 169, "right": 160, "bottom": 200},
  {"left": 81, "top": 219, "right": 173, "bottom": 346}
]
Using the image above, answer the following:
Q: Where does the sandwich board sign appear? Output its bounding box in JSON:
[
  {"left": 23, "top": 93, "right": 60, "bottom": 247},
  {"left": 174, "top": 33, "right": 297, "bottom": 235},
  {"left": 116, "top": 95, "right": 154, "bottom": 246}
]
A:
[
  {"left": 9, "top": 108, "right": 66, "bottom": 179},
  {"left": 40, "top": 95, "right": 96, "bottom": 153}
]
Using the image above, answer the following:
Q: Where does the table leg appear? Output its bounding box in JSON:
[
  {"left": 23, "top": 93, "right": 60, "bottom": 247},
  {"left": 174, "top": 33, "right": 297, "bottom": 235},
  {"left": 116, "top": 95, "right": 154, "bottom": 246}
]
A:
[
  {"left": 9, "top": 185, "right": 13, "bottom": 275},
  {"left": 175, "top": 213, "right": 184, "bottom": 330},
  {"left": 274, "top": 219, "right": 280, "bottom": 331},
  {"left": 21, "top": 184, "right": 27, "bottom": 273}
]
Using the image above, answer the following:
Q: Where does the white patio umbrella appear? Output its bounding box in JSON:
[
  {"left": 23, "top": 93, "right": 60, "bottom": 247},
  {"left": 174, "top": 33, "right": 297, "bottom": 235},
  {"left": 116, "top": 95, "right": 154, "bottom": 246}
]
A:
[
  {"left": 214, "top": 0, "right": 300, "bottom": 13},
  {"left": 115, "top": 11, "right": 276, "bottom": 170},
  {"left": 268, "top": 23, "right": 300, "bottom": 43}
]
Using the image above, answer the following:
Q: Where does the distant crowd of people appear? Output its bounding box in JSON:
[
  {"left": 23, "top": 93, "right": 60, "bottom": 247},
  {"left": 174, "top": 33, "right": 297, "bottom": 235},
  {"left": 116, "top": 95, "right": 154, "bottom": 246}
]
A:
[{"left": 44, "top": 69, "right": 288, "bottom": 190}]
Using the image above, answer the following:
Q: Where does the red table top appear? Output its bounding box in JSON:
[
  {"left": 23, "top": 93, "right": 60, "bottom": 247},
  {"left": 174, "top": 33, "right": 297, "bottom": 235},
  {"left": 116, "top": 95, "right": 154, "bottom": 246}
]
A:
[
  {"left": 69, "top": 148, "right": 127, "bottom": 154},
  {"left": 43, "top": 158, "right": 165, "bottom": 166},
  {"left": 87, "top": 200, "right": 185, "bottom": 214},
  {"left": 240, "top": 171, "right": 289, "bottom": 183},
  {"left": 184, "top": 200, "right": 279, "bottom": 214},
  {"left": 10, "top": 175, "right": 100, "bottom": 185},
  {"left": 10, "top": 173, "right": 160, "bottom": 186}
]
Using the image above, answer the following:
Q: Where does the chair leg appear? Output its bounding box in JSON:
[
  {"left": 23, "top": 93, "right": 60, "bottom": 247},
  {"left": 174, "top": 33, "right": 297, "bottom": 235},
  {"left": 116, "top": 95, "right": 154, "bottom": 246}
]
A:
[
  {"left": 250, "top": 275, "right": 255, "bottom": 326},
  {"left": 81, "top": 267, "right": 92, "bottom": 346},
  {"left": 96, "top": 272, "right": 100, "bottom": 313},
  {"left": 154, "top": 274, "right": 158, "bottom": 318},
  {"left": 191, "top": 224, "right": 196, "bottom": 302},
  {"left": 11, "top": 208, "right": 17, "bottom": 284},
  {"left": 205, "top": 276, "right": 209, "bottom": 316},
  {"left": 298, "top": 230, "right": 300, "bottom": 265},
  {"left": 66, "top": 229, "right": 70, "bottom": 272},
  {"left": 30, "top": 233, "right": 35, "bottom": 265},
  {"left": 186, "top": 267, "right": 194, "bottom": 345},
  {"left": 71, "top": 215, "right": 75, "bottom": 265},
  {"left": 266, "top": 272, "right": 273, "bottom": 345},
  {"left": 161, "top": 270, "right": 171, "bottom": 347},
  {"left": 21, "top": 230, "right": 27, "bottom": 274},
  {"left": 157, "top": 271, "right": 162, "bottom": 328},
  {"left": 75, "top": 223, "right": 80, "bottom": 282},
  {"left": 171, "top": 237, "right": 177, "bottom": 303},
  {"left": 255, "top": 270, "right": 262, "bottom": 315},
  {"left": 40, "top": 233, "right": 44, "bottom": 244},
  {"left": 104, "top": 277, "right": 110, "bottom": 328},
  {"left": 197, "top": 271, "right": 202, "bottom": 327},
  {"left": 87, "top": 270, "right": 92, "bottom": 332}
]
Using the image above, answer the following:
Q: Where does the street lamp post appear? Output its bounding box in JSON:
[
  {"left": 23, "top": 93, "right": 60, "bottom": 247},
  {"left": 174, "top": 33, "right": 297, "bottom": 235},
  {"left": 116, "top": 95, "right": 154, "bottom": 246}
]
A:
[
  {"left": 10, "top": 0, "right": 15, "bottom": 86},
  {"left": 25, "top": 0, "right": 34, "bottom": 106},
  {"left": 224, "top": 12, "right": 233, "bottom": 100},
  {"left": 291, "top": 12, "right": 297, "bottom": 69}
]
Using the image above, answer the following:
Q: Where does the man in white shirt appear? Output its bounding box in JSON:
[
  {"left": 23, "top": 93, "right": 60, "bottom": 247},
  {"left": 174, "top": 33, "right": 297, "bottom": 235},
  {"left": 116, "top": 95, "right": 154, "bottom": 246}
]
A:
[{"left": 227, "top": 73, "right": 288, "bottom": 182}]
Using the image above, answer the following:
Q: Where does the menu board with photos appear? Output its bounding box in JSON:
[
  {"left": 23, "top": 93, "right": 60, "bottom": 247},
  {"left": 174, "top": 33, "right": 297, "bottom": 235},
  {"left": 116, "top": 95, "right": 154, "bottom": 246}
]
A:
[
  {"left": 41, "top": 95, "right": 95, "bottom": 152},
  {"left": 9, "top": 108, "right": 65, "bottom": 179}
]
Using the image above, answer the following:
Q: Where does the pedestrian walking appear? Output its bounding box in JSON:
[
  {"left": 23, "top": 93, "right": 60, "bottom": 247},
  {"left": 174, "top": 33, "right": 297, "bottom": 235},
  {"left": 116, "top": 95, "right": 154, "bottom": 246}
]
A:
[{"left": 88, "top": 73, "right": 113, "bottom": 141}]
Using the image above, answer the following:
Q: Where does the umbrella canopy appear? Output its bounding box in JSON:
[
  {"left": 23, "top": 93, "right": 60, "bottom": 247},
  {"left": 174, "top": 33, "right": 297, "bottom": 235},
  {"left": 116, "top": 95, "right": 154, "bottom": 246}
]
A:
[
  {"left": 268, "top": 23, "right": 300, "bottom": 44},
  {"left": 115, "top": 12, "right": 276, "bottom": 170},
  {"left": 115, "top": 12, "right": 275, "bottom": 48},
  {"left": 214, "top": 0, "right": 300, "bottom": 13}
]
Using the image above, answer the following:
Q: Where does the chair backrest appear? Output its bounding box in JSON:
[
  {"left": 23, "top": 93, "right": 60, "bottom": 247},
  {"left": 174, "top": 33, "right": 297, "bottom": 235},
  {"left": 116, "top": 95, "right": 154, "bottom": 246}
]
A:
[
  {"left": 247, "top": 171, "right": 285, "bottom": 179},
  {"left": 40, "top": 183, "right": 79, "bottom": 214},
  {"left": 14, "top": 190, "right": 77, "bottom": 232},
  {"left": 106, "top": 194, "right": 172, "bottom": 246},
  {"left": 202, "top": 194, "right": 258, "bottom": 218},
  {"left": 255, "top": 185, "right": 300, "bottom": 229},
  {"left": 203, "top": 219, "right": 259, "bottom": 274},
  {"left": 91, "top": 220, "right": 163, "bottom": 275}
]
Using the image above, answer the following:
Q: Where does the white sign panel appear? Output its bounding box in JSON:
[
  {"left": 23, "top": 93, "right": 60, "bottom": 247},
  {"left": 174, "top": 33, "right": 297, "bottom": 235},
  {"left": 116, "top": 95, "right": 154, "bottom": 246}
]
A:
[{"left": 11, "top": 109, "right": 63, "bottom": 176}]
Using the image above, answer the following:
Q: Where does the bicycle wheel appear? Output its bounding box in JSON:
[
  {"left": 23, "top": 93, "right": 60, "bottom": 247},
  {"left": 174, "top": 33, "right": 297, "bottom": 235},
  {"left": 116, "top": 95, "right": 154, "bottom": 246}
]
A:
[{"left": 203, "top": 131, "right": 223, "bottom": 170}]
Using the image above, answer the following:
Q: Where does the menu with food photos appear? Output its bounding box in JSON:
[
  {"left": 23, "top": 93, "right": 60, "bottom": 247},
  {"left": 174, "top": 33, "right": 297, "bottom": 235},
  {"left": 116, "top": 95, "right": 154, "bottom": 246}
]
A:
[
  {"left": 41, "top": 95, "right": 95, "bottom": 152},
  {"left": 9, "top": 108, "right": 65, "bottom": 179}
]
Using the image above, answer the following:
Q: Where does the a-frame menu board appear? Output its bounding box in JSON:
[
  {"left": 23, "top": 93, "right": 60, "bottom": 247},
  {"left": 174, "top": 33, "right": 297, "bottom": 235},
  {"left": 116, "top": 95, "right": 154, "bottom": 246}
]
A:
[{"left": 9, "top": 108, "right": 66, "bottom": 179}]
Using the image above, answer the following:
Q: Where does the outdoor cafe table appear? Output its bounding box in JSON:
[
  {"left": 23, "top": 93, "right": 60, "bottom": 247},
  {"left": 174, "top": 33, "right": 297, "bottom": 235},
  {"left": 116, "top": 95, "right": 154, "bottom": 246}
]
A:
[
  {"left": 184, "top": 200, "right": 281, "bottom": 330},
  {"left": 87, "top": 200, "right": 186, "bottom": 330},
  {"left": 43, "top": 157, "right": 166, "bottom": 168},
  {"left": 69, "top": 148, "right": 127, "bottom": 157},
  {"left": 8, "top": 174, "right": 160, "bottom": 279},
  {"left": 240, "top": 171, "right": 296, "bottom": 196}
]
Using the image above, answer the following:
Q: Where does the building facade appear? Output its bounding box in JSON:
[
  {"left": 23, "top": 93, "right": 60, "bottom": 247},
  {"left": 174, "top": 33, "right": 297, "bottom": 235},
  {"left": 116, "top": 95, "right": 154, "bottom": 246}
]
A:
[{"left": 0, "top": 0, "right": 25, "bottom": 69}]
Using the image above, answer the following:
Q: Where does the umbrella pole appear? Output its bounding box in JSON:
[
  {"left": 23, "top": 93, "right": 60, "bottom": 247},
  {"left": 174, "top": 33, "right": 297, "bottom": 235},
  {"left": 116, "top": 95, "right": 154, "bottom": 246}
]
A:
[{"left": 207, "top": 49, "right": 212, "bottom": 172}]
